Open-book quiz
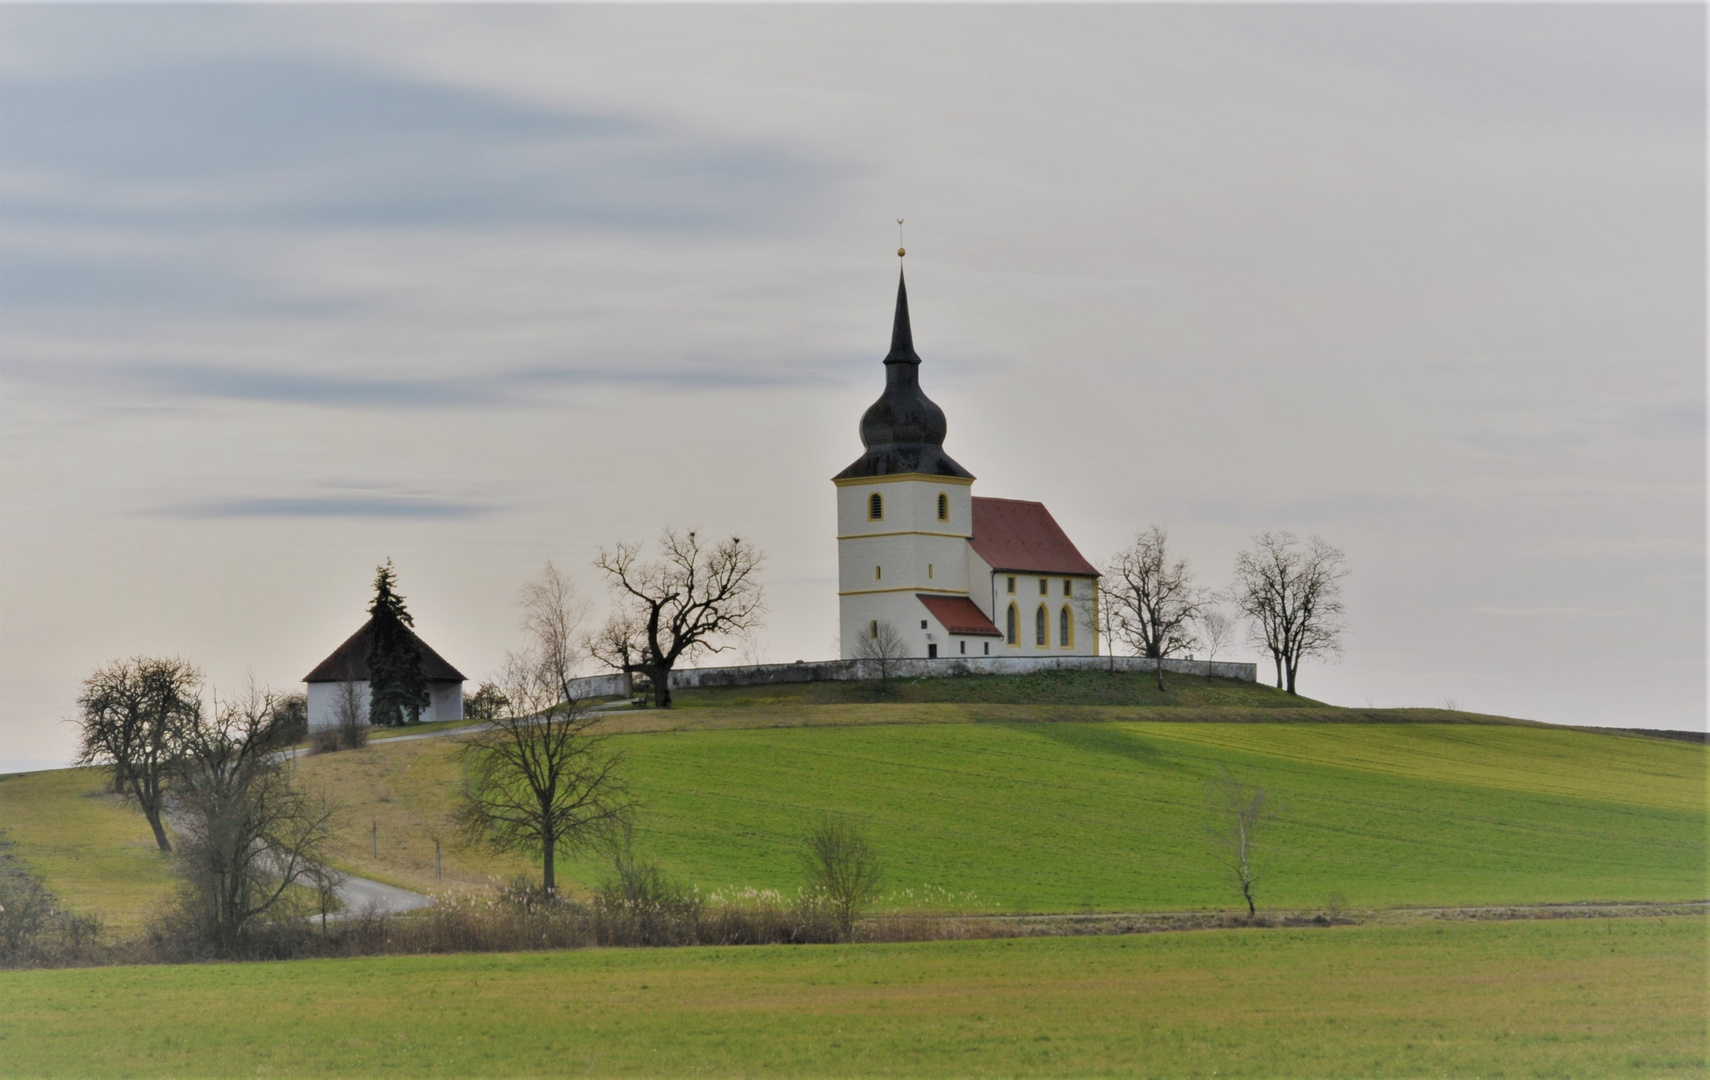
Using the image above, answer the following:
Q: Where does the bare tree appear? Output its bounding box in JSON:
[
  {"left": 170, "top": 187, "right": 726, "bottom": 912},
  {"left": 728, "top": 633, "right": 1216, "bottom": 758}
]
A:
[
  {"left": 1197, "top": 607, "right": 1239, "bottom": 680},
  {"left": 455, "top": 651, "right": 633, "bottom": 894},
  {"left": 802, "top": 815, "right": 884, "bottom": 940},
  {"left": 518, "top": 561, "right": 590, "bottom": 697},
  {"left": 1231, "top": 533, "right": 1348, "bottom": 694},
  {"left": 72, "top": 657, "right": 203, "bottom": 852},
  {"left": 333, "top": 675, "right": 369, "bottom": 751},
  {"left": 168, "top": 682, "right": 340, "bottom": 957},
  {"left": 590, "top": 528, "right": 765, "bottom": 708},
  {"left": 464, "top": 681, "right": 509, "bottom": 721},
  {"left": 1206, "top": 769, "right": 1275, "bottom": 918},
  {"left": 1077, "top": 578, "right": 1122, "bottom": 673},
  {"left": 1105, "top": 526, "right": 1205, "bottom": 690},
  {"left": 853, "top": 619, "right": 908, "bottom": 688}
]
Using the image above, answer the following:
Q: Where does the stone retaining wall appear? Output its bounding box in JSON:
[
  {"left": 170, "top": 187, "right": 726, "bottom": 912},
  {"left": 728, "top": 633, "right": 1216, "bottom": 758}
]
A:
[{"left": 565, "top": 654, "right": 1257, "bottom": 700}]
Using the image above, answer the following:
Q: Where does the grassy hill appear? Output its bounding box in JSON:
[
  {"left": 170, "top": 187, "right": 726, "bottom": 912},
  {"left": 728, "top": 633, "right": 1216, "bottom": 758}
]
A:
[
  {"left": 4, "top": 918, "right": 1701, "bottom": 1078},
  {"left": 5, "top": 673, "right": 1703, "bottom": 926},
  {"left": 0, "top": 768, "right": 175, "bottom": 932},
  {"left": 287, "top": 702, "right": 1704, "bottom": 912}
]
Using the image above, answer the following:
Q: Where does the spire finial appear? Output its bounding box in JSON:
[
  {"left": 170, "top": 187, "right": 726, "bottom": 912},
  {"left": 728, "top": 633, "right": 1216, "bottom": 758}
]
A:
[{"left": 896, "top": 218, "right": 905, "bottom": 258}]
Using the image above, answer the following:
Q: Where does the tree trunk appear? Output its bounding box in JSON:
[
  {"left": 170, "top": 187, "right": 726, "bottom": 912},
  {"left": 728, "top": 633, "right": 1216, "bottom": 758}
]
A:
[
  {"left": 542, "top": 834, "right": 556, "bottom": 894},
  {"left": 131, "top": 776, "right": 172, "bottom": 852},
  {"left": 1273, "top": 655, "right": 1284, "bottom": 689},
  {"left": 144, "top": 808, "right": 172, "bottom": 853},
  {"left": 1285, "top": 658, "right": 1298, "bottom": 695},
  {"left": 1156, "top": 657, "right": 1165, "bottom": 692},
  {"left": 651, "top": 663, "right": 673, "bottom": 708}
]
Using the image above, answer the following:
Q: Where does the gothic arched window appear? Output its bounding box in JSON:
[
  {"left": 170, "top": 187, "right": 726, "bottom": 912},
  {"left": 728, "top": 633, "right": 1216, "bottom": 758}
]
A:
[
  {"left": 1006, "top": 604, "right": 1018, "bottom": 645},
  {"left": 937, "top": 493, "right": 949, "bottom": 521},
  {"left": 1059, "top": 606, "right": 1072, "bottom": 648},
  {"left": 868, "top": 493, "right": 883, "bottom": 520},
  {"left": 1035, "top": 605, "right": 1047, "bottom": 647}
]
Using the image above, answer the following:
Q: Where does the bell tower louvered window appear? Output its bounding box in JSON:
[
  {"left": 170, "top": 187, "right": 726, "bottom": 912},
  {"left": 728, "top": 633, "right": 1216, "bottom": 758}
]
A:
[
  {"left": 868, "top": 493, "right": 883, "bottom": 520},
  {"left": 937, "top": 493, "right": 948, "bottom": 521}
]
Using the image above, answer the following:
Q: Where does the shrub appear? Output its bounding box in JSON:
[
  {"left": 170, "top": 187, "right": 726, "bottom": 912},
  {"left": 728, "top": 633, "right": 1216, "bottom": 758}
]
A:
[
  {"left": 0, "top": 852, "right": 103, "bottom": 968},
  {"left": 801, "top": 816, "right": 884, "bottom": 940},
  {"left": 594, "top": 850, "right": 702, "bottom": 946},
  {"left": 271, "top": 693, "right": 309, "bottom": 746}
]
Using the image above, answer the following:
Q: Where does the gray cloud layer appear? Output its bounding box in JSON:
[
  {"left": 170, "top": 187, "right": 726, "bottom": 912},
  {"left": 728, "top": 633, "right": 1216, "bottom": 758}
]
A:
[{"left": 0, "top": 5, "right": 1701, "bottom": 772}]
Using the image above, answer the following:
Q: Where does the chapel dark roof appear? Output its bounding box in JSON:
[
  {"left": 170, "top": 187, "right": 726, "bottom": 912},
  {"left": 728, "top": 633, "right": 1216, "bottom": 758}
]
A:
[
  {"left": 833, "top": 268, "right": 975, "bottom": 481},
  {"left": 969, "top": 497, "right": 1100, "bottom": 576},
  {"left": 302, "top": 616, "right": 467, "bottom": 684}
]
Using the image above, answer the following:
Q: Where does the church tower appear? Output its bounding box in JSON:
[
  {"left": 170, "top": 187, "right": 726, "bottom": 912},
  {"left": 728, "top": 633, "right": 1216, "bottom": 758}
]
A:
[
  {"left": 835, "top": 259, "right": 1102, "bottom": 662},
  {"left": 835, "top": 267, "right": 978, "bottom": 659}
]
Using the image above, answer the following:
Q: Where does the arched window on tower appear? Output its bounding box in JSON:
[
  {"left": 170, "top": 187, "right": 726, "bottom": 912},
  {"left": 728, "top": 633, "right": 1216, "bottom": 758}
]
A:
[
  {"left": 937, "top": 493, "right": 948, "bottom": 521},
  {"left": 1035, "top": 605, "right": 1047, "bottom": 647},
  {"left": 868, "top": 493, "right": 883, "bottom": 520},
  {"left": 1059, "top": 606, "right": 1072, "bottom": 648},
  {"left": 1006, "top": 604, "right": 1018, "bottom": 645}
]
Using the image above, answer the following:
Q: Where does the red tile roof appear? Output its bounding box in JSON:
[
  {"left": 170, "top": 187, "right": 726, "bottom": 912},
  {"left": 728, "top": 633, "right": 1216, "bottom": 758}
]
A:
[
  {"left": 970, "top": 497, "right": 1099, "bottom": 576},
  {"left": 303, "top": 616, "right": 466, "bottom": 683},
  {"left": 916, "top": 594, "right": 1004, "bottom": 637}
]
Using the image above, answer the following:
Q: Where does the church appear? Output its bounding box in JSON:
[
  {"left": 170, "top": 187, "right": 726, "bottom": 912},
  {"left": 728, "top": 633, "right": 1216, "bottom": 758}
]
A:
[{"left": 836, "top": 265, "right": 1101, "bottom": 661}]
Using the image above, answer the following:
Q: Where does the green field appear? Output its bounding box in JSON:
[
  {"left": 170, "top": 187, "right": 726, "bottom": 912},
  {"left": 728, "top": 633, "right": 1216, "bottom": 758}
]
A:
[
  {"left": 276, "top": 716, "right": 1710, "bottom": 912},
  {"left": 2, "top": 917, "right": 1701, "bottom": 1077},
  {"left": 0, "top": 768, "right": 175, "bottom": 932},
  {"left": 7, "top": 682, "right": 1703, "bottom": 924}
]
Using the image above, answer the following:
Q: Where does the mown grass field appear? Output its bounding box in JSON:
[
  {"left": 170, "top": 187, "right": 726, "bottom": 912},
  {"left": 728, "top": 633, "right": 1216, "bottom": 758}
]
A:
[
  {"left": 283, "top": 715, "right": 1707, "bottom": 912},
  {"left": 2, "top": 917, "right": 1701, "bottom": 1078},
  {"left": 0, "top": 768, "right": 174, "bottom": 932}
]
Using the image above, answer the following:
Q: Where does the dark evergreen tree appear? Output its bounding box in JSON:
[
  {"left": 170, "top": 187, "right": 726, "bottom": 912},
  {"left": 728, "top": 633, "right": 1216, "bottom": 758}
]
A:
[{"left": 366, "top": 559, "right": 428, "bottom": 726}]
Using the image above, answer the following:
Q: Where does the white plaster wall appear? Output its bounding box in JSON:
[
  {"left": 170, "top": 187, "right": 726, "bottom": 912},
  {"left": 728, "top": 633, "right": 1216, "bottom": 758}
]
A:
[
  {"left": 839, "top": 533, "right": 971, "bottom": 595},
  {"left": 837, "top": 476, "right": 975, "bottom": 659},
  {"left": 429, "top": 682, "right": 464, "bottom": 723},
  {"left": 988, "top": 573, "right": 1100, "bottom": 656},
  {"left": 307, "top": 680, "right": 369, "bottom": 730},
  {"left": 307, "top": 679, "right": 464, "bottom": 728},
  {"left": 836, "top": 478, "right": 971, "bottom": 539}
]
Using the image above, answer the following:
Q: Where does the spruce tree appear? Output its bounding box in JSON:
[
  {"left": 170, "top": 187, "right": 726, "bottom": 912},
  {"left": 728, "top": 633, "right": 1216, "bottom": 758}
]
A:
[{"left": 366, "top": 559, "right": 428, "bottom": 726}]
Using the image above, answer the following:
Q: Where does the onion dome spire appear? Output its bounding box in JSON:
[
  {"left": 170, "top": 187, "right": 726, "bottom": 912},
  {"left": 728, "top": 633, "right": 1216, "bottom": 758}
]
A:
[{"left": 833, "top": 262, "right": 974, "bottom": 481}]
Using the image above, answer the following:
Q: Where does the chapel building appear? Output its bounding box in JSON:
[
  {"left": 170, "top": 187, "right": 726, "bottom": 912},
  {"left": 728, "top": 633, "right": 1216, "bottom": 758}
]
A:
[{"left": 836, "top": 268, "right": 1101, "bottom": 660}]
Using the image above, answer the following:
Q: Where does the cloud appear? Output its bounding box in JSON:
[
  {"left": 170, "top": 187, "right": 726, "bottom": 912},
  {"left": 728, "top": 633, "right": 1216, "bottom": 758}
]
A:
[
  {"left": 160, "top": 494, "right": 491, "bottom": 519},
  {"left": 1460, "top": 606, "right": 1599, "bottom": 618},
  {"left": 6, "top": 355, "right": 855, "bottom": 410},
  {"left": 0, "top": 56, "right": 829, "bottom": 231}
]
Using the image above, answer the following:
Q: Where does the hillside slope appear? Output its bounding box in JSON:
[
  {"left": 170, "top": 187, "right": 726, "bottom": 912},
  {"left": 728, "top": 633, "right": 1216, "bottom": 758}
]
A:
[{"left": 292, "top": 718, "right": 1705, "bottom": 912}]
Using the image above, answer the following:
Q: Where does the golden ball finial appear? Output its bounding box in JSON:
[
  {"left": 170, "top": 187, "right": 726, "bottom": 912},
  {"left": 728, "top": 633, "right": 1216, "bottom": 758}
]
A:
[{"left": 897, "top": 247, "right": 906, "bottom": 257}]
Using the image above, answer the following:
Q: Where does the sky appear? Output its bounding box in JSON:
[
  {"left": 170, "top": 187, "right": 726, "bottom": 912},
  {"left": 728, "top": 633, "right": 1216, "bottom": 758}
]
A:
[{"left": 1, "top": 4, "right": 1703, "bottom": 772}]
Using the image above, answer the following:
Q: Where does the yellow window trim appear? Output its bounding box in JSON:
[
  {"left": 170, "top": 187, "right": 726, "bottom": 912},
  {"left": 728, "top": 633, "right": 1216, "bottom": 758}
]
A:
[
  {"left": 834, "top": 474, "right": 974, "bottom": 488},
  {"left": 836, "top": 530, "right": 969, "bottom": 540}
]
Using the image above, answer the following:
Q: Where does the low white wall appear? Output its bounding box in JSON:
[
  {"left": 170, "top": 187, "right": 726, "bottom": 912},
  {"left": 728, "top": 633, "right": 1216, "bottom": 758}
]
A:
[{"left": 567, "top": 655, "right": 1256, "bottom": 699}]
